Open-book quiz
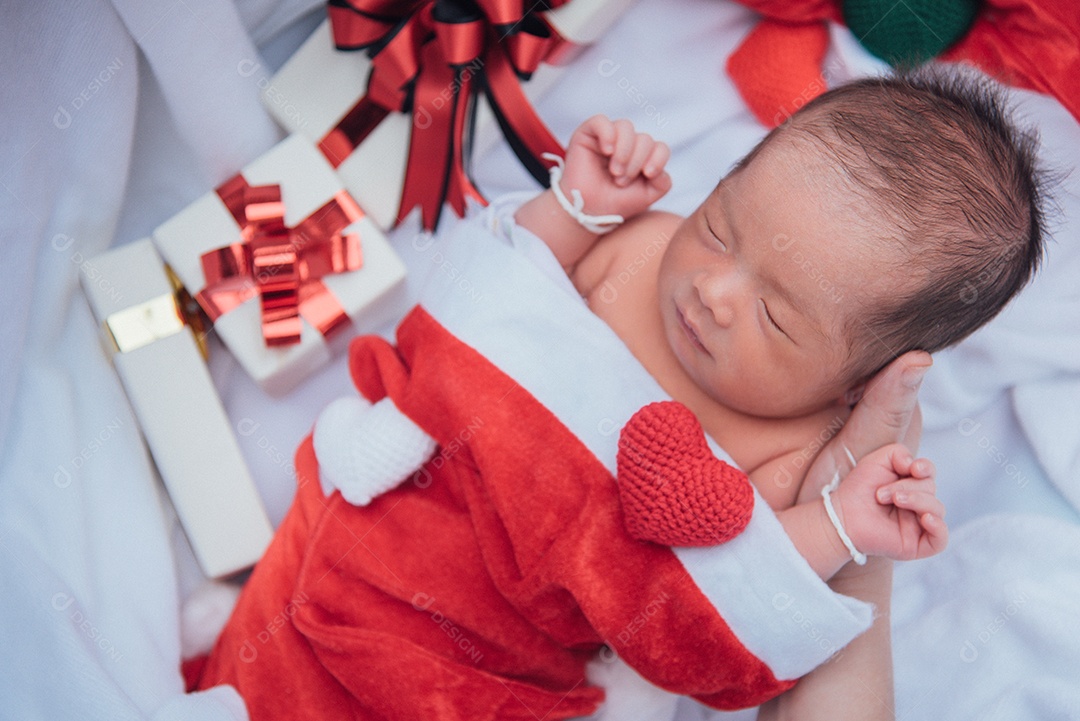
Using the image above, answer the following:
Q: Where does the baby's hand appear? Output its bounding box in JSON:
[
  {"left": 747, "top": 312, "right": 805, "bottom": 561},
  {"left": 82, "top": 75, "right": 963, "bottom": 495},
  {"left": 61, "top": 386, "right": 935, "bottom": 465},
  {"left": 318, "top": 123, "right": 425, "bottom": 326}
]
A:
[
  {"left": 560, "top": 115, "right": 672, "bottom": 221},
  {"left": 833, "top": 444, "right": 948, "bottom": 562}
]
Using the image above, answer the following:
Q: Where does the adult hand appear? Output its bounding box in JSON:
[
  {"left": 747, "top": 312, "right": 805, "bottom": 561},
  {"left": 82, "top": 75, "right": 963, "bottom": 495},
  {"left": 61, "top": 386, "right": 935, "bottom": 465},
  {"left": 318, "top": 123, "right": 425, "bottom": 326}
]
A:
[{"left": 798, "top": 350, "right": 931, "bottom": 505}]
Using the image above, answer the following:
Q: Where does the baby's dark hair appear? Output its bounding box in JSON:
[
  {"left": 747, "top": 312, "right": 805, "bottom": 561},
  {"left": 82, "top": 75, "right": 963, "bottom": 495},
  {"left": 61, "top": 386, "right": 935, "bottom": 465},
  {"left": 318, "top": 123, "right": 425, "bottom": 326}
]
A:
[{"left": 748, "top": 66, "right": 1050, "bottom": 382}]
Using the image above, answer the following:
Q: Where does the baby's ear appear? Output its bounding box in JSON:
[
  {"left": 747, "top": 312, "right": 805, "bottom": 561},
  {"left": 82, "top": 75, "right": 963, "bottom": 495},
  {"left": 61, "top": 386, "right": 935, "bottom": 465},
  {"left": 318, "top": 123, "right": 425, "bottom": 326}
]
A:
[{"left": 842, "top": 382, "right": 866, "bottom": 408}]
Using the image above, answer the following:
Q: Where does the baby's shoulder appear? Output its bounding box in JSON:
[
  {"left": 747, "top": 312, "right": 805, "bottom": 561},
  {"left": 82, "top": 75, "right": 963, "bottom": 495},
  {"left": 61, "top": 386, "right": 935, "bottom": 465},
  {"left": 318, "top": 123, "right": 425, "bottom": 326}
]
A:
[
  {"left": 595, "top": 210, "right": 681, "bottom": 260},
  {"left": 736, "top": 404, "right": 852, "bottom": 510},
  {"left": 618, "top": 210, "right": 682, "bottom": 248},
  {"left": 571, "top": 211, "right": 681, "bottom": 294}
]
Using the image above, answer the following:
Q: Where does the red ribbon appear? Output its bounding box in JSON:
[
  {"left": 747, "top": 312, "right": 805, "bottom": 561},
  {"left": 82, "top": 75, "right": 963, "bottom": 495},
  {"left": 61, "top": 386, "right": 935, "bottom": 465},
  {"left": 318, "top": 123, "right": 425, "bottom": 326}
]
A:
[
  {"left": 320, "top": 0, "right": 569, "bottom": 229},
  {"left": 196, "top": 175, "right": 365, "bottom": 347}
]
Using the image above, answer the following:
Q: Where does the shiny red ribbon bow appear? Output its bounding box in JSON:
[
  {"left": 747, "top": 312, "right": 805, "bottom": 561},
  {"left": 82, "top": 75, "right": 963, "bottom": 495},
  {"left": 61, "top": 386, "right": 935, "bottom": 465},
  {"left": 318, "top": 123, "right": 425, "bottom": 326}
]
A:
[
  {"left": 196, "top": 175, "right": 365, "bottom": 347},
  {"left": 320, "top": 0, "right": 570, "bottom": 229}
]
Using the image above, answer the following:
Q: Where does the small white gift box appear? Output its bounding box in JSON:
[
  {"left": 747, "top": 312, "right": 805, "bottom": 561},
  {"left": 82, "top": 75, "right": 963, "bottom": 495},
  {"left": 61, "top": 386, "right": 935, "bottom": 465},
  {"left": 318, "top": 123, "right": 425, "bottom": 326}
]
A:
[
  {"left": 154, "top": 133, "right": 407, "bottom": 395},
  {"left": 261, "top": 0, "right": 637, "bottom": 229},
  {"left": 80, "top": 239, "right": 273, "bottom": 579}
]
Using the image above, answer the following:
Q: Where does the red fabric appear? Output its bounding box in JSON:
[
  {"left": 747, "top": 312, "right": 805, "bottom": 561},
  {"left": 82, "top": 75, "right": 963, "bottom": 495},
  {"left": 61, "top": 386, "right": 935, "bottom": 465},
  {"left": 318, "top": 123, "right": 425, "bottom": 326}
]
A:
[
  {"left": 618, "top": 402, "right": 754, "bottom": 547},
  {"left": 194, "top": 306, "right": 793, "bottom": 719},
  {"left": 725, "top": 19, "right": 830, "bottom": 128},
  {"left": 181, "top": 655, "right": 207, "bottom": 692},
  {"left": 942, "top": 0, "right": 1080, "bottom": 124},
  {"left": 733, "top": 0, "right": 842, "bottom": 23},
  {"left": 728, "top": 0, "right": 1080, "bottom": 127}
]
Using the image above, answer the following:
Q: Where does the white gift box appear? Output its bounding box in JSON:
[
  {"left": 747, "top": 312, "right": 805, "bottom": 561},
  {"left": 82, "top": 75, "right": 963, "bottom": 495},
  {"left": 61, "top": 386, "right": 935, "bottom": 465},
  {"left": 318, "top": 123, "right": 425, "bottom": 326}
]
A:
[
  {"left": 80, "top": 239, "right": 274, "bottom": 579},
  {"left": 262, "top": 0, "right": 637, "bottom": 228},
  {"left": 154, "top": 134, "right": 407, "bottom": 395}
]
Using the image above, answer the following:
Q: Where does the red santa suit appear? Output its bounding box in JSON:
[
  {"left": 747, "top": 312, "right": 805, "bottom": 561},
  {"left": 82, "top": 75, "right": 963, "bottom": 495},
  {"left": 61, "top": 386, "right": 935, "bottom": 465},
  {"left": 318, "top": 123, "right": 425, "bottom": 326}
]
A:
[{"left": 193, "top": 199, "right": 874, "bottom": 719}]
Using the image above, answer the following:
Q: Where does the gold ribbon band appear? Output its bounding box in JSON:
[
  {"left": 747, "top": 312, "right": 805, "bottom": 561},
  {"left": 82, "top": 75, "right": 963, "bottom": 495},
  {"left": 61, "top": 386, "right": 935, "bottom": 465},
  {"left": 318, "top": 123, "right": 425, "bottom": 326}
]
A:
[
  {"left": 104, "top": 264, "right": 210, "bottom": 358},
  {"left": 105, "top": 293, "right": 185, "bottom": 354}
]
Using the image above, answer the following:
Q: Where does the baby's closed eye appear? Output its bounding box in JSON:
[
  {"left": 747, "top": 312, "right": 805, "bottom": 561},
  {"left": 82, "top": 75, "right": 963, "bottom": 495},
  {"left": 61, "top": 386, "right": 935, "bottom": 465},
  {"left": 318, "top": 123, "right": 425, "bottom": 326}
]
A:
[{"left": 760, "top": 299, "right": 790, "bottom": 339}]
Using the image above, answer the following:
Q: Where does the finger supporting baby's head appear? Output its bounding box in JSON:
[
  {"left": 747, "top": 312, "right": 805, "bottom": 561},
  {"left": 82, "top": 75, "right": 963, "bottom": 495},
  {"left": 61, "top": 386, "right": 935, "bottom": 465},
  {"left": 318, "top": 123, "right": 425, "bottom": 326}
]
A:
[{"left": 741, "top": 65, "right": 1051, "bottom": 386}]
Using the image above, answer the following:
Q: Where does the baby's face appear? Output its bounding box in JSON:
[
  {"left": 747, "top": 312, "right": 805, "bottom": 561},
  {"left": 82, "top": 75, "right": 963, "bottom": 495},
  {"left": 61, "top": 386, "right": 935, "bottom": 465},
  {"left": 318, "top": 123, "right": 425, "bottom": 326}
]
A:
[{"left": 657, "top": 136, "right": 900, "bottom": 418}]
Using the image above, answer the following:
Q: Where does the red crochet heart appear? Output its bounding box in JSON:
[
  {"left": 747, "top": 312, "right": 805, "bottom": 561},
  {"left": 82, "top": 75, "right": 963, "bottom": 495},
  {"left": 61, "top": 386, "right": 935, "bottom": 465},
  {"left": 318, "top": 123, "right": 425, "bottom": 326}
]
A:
[{"left": 617, "top": 401, "right": 754, "bottom": 547}]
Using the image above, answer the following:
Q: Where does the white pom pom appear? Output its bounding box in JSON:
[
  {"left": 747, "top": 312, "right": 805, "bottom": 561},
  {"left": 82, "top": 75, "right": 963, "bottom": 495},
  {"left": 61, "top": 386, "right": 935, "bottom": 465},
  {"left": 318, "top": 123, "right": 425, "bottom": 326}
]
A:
[
  {"left": 313, "top": 396, "right": 372, "bottom": 497},
  {"left": 181, "top": 580, "right": 241, "bottom": 659},
  {"left": 313, "top": 395, "right": 438, "bottom": 506}
]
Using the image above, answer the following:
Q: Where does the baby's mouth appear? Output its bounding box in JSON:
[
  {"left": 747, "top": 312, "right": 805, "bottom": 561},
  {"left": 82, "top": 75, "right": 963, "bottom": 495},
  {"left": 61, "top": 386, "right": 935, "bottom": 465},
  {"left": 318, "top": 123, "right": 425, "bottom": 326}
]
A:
[{"left": 677, "top": 307, "right": 711, "bottom": 356}]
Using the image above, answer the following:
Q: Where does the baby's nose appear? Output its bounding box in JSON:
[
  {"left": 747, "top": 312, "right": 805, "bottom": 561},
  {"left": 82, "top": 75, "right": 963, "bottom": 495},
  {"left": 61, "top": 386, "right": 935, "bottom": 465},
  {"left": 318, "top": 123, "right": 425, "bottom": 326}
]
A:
[
  {"left": 710, "top": 303, "right": 735, "bottom": 328},
  {"left": 695, "top": 271, "right": 739, "bottom": 328}
]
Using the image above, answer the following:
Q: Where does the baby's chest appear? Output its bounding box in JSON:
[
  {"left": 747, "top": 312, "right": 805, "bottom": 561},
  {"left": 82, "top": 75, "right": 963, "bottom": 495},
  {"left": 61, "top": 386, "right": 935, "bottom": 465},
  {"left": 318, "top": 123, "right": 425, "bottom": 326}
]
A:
[{"left": 714, "top": 404, "right": 852, "bottom": 512}]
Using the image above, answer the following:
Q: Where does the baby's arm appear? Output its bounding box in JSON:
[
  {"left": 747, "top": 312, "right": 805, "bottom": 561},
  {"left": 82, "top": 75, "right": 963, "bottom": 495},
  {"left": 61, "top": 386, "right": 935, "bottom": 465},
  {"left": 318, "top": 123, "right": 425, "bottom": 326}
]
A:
[
  {"left": 514, "top": 115, "right": 671, "bottom": 270},
  {"left": 777, "top": 444, "right": 948, "bottom": 580}
]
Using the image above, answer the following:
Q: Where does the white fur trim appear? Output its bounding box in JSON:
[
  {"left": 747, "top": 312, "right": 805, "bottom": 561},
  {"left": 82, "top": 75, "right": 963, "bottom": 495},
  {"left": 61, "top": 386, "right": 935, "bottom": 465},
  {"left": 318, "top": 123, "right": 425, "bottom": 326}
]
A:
[{"left": 674, "top": 486, "right": 874, "bottom": 680}]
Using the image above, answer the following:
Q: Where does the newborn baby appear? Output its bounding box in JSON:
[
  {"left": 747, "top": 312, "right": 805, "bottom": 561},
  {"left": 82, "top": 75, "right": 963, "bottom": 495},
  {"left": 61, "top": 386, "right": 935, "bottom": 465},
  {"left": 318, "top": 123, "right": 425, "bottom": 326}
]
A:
[
  {"left": 511, "top": 67, "right": 1044, "bottom": 717},
  {"left": 193, "top": 69, "right": 1046, "bottom": 721}
]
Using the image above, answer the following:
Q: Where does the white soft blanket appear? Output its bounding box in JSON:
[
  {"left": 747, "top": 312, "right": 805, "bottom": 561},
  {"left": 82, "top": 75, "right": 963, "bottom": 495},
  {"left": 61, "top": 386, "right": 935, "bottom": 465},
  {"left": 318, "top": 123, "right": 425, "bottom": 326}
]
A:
[{"left": 2, "top": 1, "right": 1079, "bottom": 720}]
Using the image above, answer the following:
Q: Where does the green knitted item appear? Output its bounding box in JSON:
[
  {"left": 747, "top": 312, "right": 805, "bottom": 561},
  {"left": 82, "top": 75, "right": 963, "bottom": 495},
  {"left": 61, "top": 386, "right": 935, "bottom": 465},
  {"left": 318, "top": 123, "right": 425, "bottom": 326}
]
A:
[{"left": 843, "top": 0, "right": 981, "bottom": 66}]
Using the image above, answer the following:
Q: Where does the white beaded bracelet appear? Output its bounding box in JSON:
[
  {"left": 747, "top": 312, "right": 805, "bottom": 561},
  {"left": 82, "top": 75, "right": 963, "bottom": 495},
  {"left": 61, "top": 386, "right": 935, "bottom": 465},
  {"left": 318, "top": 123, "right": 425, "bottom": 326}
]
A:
[
  {"left": 820, "top": 445, "right": 867, "bottom": 566},
  {"left": 542, "top": 153, "right": 625, "bottom": 235}
]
